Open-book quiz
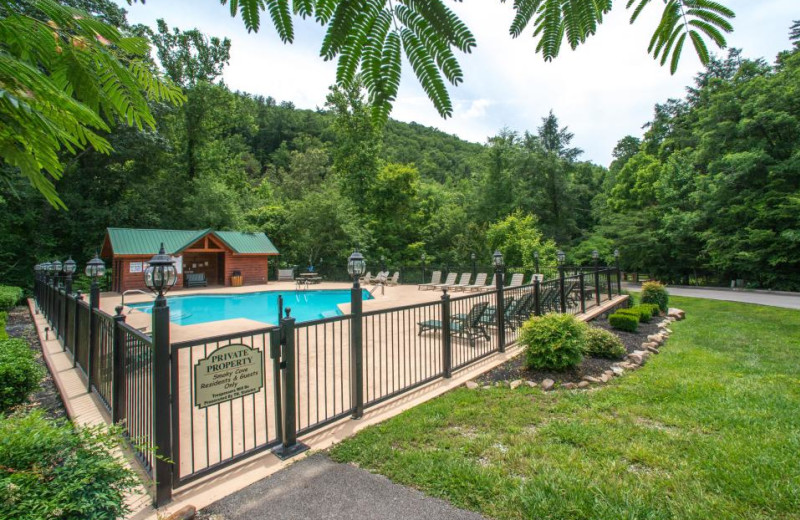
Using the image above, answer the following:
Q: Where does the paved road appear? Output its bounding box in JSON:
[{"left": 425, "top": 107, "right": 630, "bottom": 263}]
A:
[
  {"left": 623, "top": 284, "right": 800, "bottom": 310},
  {"left": 198, "top": 453, "right": 485, "bottom": 520}
]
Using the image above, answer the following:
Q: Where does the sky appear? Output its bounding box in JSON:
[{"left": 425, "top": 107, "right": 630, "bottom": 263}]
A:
[{"left": 117, "top": 1, "right": 798, "bottom": 166}]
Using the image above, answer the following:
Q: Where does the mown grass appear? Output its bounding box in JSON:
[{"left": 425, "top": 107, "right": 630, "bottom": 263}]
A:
[{"left": 330, "top": 297, "right": 800, "bottom": 519}]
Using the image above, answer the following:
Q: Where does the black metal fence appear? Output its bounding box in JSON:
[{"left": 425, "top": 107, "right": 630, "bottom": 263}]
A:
[{"left": 34, "top": 265, "right": 622, "bottom": 507}]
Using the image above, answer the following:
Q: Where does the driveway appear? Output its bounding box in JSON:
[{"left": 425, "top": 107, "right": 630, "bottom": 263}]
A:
[
  {"left": 198, "top": 453, "right": 486, "bottom": 520},
  {"left": 624, "top": 284, "right": 800, "bottom": 310}
]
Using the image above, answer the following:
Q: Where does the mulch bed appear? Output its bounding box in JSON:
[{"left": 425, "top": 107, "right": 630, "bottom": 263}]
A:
[
  {"left": 475, "top": 316, "right": 662, "bottom": 386},
  {"left": 5, "top": 306, "right": 68, "bottom": 420}
]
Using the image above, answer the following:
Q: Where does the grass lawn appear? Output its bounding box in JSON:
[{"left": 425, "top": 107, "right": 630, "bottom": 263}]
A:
[{"left": 329, "top": 297, "right": 800, "bottom": 519}]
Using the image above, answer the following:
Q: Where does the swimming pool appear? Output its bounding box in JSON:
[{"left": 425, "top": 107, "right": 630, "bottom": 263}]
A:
[{"left": 127, "top": 289, "right": 373, "bottom": 325}]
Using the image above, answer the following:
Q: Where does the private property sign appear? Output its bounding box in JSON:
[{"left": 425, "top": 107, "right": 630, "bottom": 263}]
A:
[{"left": 194, "top": 344, "right": 264, "bottom": 408}]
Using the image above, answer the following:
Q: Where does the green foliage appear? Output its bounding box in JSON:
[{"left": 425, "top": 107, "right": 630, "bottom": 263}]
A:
[
  {"left": 641, "top": 281, "right": 669, "bottom": 312},
  {"left": 640, "top": 302, "right": 661, "bottom": 317},
  {"left": 521, "top": 313, "right": 585, "bottom": 370},
  {"left": 0, "top": 0, "right": 184, "bottom": 207},
  {"left": 0, "top": 410, "right": 138, "bottom": 520},
  {"left": 486, "top": 212, "right": 557, "bottom": 270},
  {"left": 609, "top": 312, "right": 639, "bottom": 332},
  {"left": 0, "top": 286, "right": 23, "bottom": 311},
  {"left": 584, "top": 327, "right": 626, "bottom": 359},
  {"left": 0, "top": 338, "right": 43, "bottom": 412},
  {"left": 0, "top": 312, "right": 7, "bottom": 341}
]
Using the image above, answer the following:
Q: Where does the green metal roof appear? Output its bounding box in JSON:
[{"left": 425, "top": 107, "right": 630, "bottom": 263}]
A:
[
  {"left": 213, "top": 231, "right": 280, "bottom": 255},
  {"left": 105, "top": 228, "right": 279, "bottom": 255}
]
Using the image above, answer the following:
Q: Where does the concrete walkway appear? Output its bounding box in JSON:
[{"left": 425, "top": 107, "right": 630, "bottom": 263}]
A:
[
  {"left": 198, "top": 453, "right": 485, "bottom": 520},
  {"left": 623, "top": 284, "right": 800, "bottom": 310}
]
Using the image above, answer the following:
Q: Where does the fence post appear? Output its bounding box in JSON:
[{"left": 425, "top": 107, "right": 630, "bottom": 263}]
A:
[
  {"left": 86, "top": 282, "right": 100, "bottom": 392},
  {"left": 607, "top": 270, "right": 613, "bottom": 300},
  {"left": 152, "top": 295, "right": 172, "bottom": 507},
  {"left": 533, "top": 279, "right": 541, "bottom": 316},
  {"left": 350, "top": 282, "right": 364, "bottom": 419},
  {"left": 496, "top": 268, "right": 506, "bottom": 352},
  {"left": 111, "top": 306, "right": 126, "bottom": 424},
  {"left": 441, "top": 290, "right": 452, "bottom": 378},
  {"left": 594, "top": 264, "right": 601, "bottom": 307},
  {"left": 72, "top": 292, "right": 82, "bottom": 368},
  {"left": 579, "top": 272, "right": 586, "bottom": 314},
  {"left": 559, "top": 267, "right": 567, "bottom": 314},
  {"left": 273, "top": 308, "right": 309, "bottom": 460}
]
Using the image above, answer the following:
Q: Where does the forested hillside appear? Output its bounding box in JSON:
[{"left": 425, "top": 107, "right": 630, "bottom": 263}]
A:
[{"left": 1, "top": 2, "right": 797, "bottom": 290}]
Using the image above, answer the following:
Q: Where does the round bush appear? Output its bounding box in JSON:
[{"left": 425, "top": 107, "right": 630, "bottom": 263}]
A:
[
  {"left": 0, "top": 338, "right": 42, "bottom": 412},
  {"left": 609, "top": 312, "right": 639, "bottom": 332},
  {"left": 634, "top": 305, "right": 652, "bottom": 323},
  {"left": 641, "top": 303, "right": 661, "bottom": 317},
  {"left": 584, "top": 327, "right": 626, "bottom": 359},
  {"left": 520, "top": 313, "right": 585, "bottom": 371},
  {"left": 0, "top": 410, "right": 137, "bottom": 520},
  {"left": 641, "top": 281, "right": 669, "bottom": 313}
]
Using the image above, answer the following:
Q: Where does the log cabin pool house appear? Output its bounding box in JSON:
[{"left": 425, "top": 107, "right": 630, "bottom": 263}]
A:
[{"left": 101, "top": 228, "right": 279, "bottom": 293}]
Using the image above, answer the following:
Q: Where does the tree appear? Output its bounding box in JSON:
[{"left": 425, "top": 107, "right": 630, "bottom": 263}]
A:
[
  {"left": 485, "top": 211, "right": 557, "bottom": 269},
  {"left": 791, "top": 20, "right": 800, "bottom": 48},
  {"left": 0, "top": 0, "right": 184, "bottom": 207}
]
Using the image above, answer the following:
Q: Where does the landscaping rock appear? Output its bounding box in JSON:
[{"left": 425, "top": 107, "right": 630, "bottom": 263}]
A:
[
  {"left": 541, "top": 379, "right": 555, "bottom": 391},
  {"left": 465, "top": 381, "right": 479, "bottom": 390},
  {"left": 509, "top": 379, "right": 522, "bottom": 390},
  {"left": 611, "top": 366, "right": 625, "bottom": 376},
  {"left": 647, "top": 334, "right": 664, "bottom": 345},
  {"left": 583, "top": 376, "right": 601, "bottom": 383},
  {"left": 599, "top": 373, "right": 612, "bottom": 383},
  {"left": 668, "top": 308, "right": 686, "bottom": 320},
  {"left": 164, "top": 506, "right": 197, "bottom": 520},
  {"left": 577, "top": 381, "right": 590, "bottom": 389},
  {"left": 526, "top": 381, "right": 538, "bottom": 388},
  {"left": 645, "top": 345, "right": 660, "bottom": 354},
  {"left": 562, "top": 382, "right": 577, "bottom": 390}
]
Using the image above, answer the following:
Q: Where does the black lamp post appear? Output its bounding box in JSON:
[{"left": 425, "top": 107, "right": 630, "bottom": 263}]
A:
[
  {"left": 421, "top": 253, "right": 426, "bottom": 284},
  {"left": 52, "top": 259, "right": 63, "bottom": 288},
  {"left": 471, "top": 252, "right": 477, "bottom": 279},
  {"left": 493, "top": 250, "right": 506, "bottom": 352},
  {"left": 63, "top": 256, "right": 76, "bottom": 295},
  {"left": 347, "top": 250, "right": 365, "bottom": 419},
  {"left": 83, "top": 251, "right": 105, "bottom": 391},
  {"left": 557, "top": 250, "right": 567, "bottom": 313},
  {"left": 592, "top": 249, "right": 599, "bottom": 270},
  {"left": 614, "top": 248, "right": 621, "bottom": 294},
  {"left": 534, "top": 250, "right": 540, "bottom": 275},
  {"left": 380, "top": 255, "right": 386, "bottom": 273},
  {"left": 591, "top": 249, "right": 601, "bottom": 307}
]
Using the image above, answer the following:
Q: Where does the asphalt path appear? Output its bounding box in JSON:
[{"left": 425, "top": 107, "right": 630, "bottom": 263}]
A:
[
  {"left": 199, "top": 453, "right": 486, "bottom": 520},
  {"left": 624, "top": 284, "right": 800, "bottom": 310}
]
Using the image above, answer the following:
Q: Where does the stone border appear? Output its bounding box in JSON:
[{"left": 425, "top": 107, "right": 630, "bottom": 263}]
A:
[{"left": 465, "top": 307, "right": 686, "bottom": 392}]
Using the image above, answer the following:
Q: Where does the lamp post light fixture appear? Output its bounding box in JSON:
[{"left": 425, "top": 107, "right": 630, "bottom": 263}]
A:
[
  {"left": 421, "top": 253, "right": 427, "bottom": 284},
  {"left": 493, "top": 250, "right": 504, "bottom": 270},
  {"left": 347, "top": 249, "right": 365, "bottom": 419},
  {"left": 51, "top": 259, "right": 62, "bottom": 288},
  {"left": 533, "top": 251, "right": 540, "bottom": 275},
  {"left": 63, "top": 256, "right": 76, "bottom": 294},
  {"left": 471, "top": 252, "right": 477, "bottom": 278},
  {"left": 557, "top": 250, "right": 567, "bottom": 313},
  {"left": 380, "top": 255, "right": 386, "bottom": 273},
  {"left": 347, "top": 250, "right": 366, "bottom": 285},
  {"left": 556, "top": 250, "right": 566, "bottom": 266},
  {"left": 144, "top": 243, "right": 177, "bottom": 302},
  {"left": 592, "top": 248, "right": 600, "bottom": 268}
]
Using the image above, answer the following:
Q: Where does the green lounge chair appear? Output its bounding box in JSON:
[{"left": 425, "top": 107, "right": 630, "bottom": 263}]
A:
[
  {"left": 417, "top": 301, "right": 490, "bottom": 347},
  {"left": 418, "top": 271, "right": 442, "bottom": 290}
]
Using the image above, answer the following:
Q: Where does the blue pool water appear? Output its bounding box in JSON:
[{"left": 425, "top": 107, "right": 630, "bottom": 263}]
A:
[{"left": 128, "top": 289, "right": 372, "bottom": 325}]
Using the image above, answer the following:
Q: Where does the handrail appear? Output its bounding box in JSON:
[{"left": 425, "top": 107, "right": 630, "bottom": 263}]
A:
[{"left": 121, "top": 289, "right": 152, "bottom": 309}]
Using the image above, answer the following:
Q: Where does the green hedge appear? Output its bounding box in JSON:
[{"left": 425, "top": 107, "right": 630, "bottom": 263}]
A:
[
  {"left": 609, "top": 312, "right": 639, "bottom": 332},
  {"left": 0, "top": 338, "right": 42, "bottom": 413},
  {"left": 641, "top": 281, "right": 669, "bottom": 313},
  {"left": 0, "top": 286, "right": 23, "bottom": 312},
  {"left": 0, "top": 312, "right": 7, "bottom": 341},
  {"left": 640, "top": 303, "right": 661, "bottom": 317},
  {"left": 584, "top": 327, "right": 626, "bottom": 359},
  {"left": 0, "top": 410, "right": 138, "bottom": 520},
  {"left": 521, "top": 313, "right": 585, "bottom": 371}
]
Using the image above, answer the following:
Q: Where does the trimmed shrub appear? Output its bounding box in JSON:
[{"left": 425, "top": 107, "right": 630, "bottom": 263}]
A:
[
  {"left": 609, "top": 312, "right": 639, "bottom": 332},
  {"left": 584, "top": 327, "right": 626, "bottom": 359},
  {"left": 0, "top": 312, "right": 7, "bottom": 340},
  {"left": 0, "top": 338, "right": 42, "bottom": 412},
  {"left": 521, "top": 313, "right": 586, "bottom": 371},
  {"left": 634, "top": 305, "right": 652, "bottom": 323},
  {"left": 0, "top": 286, "right": 23, "bottom": 311},
  {"left": 641, "top": 281, "right": 669, "bottom": 313},
  {"left": 640, "top": 303, "right": 661, "bottom": 317},
  {"left": 0, "top": 410, "right": 138, "bottom": 520}
]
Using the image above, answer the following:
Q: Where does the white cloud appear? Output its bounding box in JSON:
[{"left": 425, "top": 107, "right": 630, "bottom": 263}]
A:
[{"left": 118, "top": 0, "right": 796, "bottom": 165}]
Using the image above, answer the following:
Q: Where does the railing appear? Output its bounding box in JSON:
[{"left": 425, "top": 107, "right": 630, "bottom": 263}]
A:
[
  {"left": 34, "top": 265, "right": 623, "bottom": 507},
  {"left": 170, "top": 327, "right": 280, "bottom": 486}
]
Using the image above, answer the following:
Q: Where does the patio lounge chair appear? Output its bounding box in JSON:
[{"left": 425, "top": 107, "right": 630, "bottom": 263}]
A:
[
  {"left": 463, "top": 273, "right": 487, "bottom": 291},
  {"left": 417, "top": 301, "right": 490, "bottom": 347},
  {"left": 432, "top": 272, "right": 458, "bottom": 291},
  {"left": 361, "top": 272, "right": 372, "bottom": 285},
  {"left": 371, "top": 271, "right": 389, "bottom": 285},
  {"left": 508, "top": 293, "right": 536, "bottom": 328},
  {"left": 448, "top": 272, "right": 472, "bottom": 291},
  {"left": 386, "top": 271, "right": 400, "bottom": 286},
  {"left": 507, "top": 273, "right": 524, "bottom": 287},
  {"left": 418, "top": 271, "right": 442, "bottom": 290},
  {"left": 477, "top": 273, "right": 496, "bottom": 291}
]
